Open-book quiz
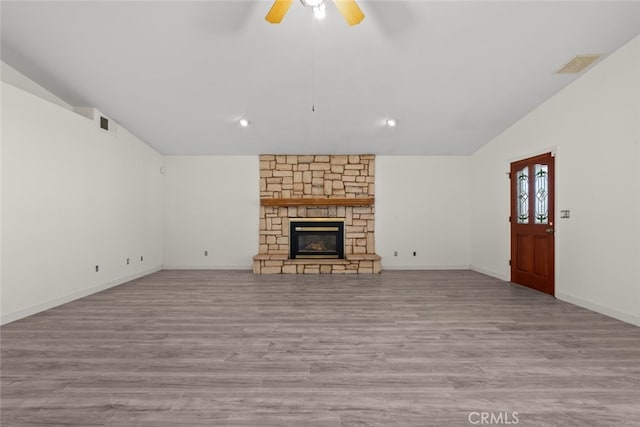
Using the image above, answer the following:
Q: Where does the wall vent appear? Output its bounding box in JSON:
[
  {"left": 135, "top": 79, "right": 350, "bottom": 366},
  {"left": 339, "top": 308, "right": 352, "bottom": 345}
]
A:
[
  {"left": 73, "top": 107, "right": 118, "bottom": 136},
  {"left": 100, "top": 116, "right": 109, "bottom": 131}
]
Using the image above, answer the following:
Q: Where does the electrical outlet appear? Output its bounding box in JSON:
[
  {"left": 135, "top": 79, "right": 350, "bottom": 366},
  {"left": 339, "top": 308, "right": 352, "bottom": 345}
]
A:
[
  {"left": 204, "top": 250, "right": 208, "bottom": 256},
  {"left": 95, "top": 265, "right": 99, "bottom": 272},
  {"left": 394, "top": 251, "right": 398, "bottom": 256},
  {"left": 126, "top": 258, "right": 130, "bottom": 265}
]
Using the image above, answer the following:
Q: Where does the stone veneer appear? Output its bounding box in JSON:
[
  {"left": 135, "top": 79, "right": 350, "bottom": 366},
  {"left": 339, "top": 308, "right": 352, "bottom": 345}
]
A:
[{"left": 253, "top": 154, "right": 381, "bottom": 274}]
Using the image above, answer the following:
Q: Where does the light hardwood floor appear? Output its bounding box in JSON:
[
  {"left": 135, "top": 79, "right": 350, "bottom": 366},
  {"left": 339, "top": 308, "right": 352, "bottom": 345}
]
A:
[{"left": 2, "top": 270, "right": 639, "bottom": 426}]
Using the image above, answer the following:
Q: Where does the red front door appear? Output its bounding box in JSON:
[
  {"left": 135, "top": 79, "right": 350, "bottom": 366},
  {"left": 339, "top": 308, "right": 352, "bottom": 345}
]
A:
[{"left": 510, "top": 153, "right": 555, "bottom": 295}]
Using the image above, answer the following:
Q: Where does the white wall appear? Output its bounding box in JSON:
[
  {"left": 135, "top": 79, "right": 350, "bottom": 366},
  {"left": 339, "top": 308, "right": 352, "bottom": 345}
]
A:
[
  {"left": 471, "top": 35, "right": 640, "bottom": 326},
  {"left": 162, "top": 155, "right": 470, "bottom": 270},
  {"left": 1, "top": 82, "right": 164, "bottom": 324},
  {"left": 163, "top": 156, "right": 259, "bottom": 269},
  {"left": 0, "top": 84, "right": 3, "bottom": 311},
  {"left": 376, "top": 156, "right": 471, "bottom": 269}
]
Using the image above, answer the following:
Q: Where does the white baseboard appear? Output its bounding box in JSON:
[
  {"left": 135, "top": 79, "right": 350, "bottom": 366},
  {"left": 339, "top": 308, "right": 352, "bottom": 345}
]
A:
[
  {"left": 556, "top": 292, "right": 640, "bottom": 327},
  {"left": 381, "top": 265, "right": 471, "bottom": 271},
  {"left": 1, "top": 266, "right": 162, "bottom": 325},
  {"left": 162, "top": 265, "right": 252, "bottom": 270},
  {"left": 470, "top": 265, "right": 510, "bottom": 281}
]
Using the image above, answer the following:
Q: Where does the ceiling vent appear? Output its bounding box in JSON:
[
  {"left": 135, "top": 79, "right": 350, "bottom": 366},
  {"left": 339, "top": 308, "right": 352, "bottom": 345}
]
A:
[{"left": 555, "top": 54, "right": 601, "bottom": 74}]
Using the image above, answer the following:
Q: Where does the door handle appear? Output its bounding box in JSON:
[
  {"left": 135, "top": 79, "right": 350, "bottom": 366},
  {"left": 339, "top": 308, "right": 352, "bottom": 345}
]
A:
[{"left": 546, "top": 227, "right": 555, "bottom": 234}]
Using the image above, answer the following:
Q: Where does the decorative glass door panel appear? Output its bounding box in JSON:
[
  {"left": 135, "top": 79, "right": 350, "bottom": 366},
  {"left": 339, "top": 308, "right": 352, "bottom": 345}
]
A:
[
  {"left": 534, "top": 164, "right": 549, "bottom": 224},
  {"left": 517, "top": 166, "right": 529, "bottom": 224}
]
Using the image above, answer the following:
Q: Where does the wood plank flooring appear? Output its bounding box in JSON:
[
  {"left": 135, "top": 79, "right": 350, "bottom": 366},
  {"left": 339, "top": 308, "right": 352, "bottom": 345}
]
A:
[{"left": 2, "top": 270, "right": 639, "bottom": 426}]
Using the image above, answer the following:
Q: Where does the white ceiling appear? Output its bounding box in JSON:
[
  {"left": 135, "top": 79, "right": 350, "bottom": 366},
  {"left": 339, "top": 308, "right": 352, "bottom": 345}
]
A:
[{"left": 2, "top": 1, "right": 640, "bottom": 155}]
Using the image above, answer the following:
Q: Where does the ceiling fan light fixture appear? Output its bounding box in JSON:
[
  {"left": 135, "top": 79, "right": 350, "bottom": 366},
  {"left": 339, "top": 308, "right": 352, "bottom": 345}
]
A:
[
  {"left": 313, "top": 3, "right": 326, "bottom": 20},
  {"left": 385, "top": 118, "right": 397, "bottom": 127},
  {"left": 266, "top": 0, "right": 363, "bottom": 26},
  {"left": 239, "top": 119, "right": 250, "bottom": 128},
  {"left": 300, "top": 0, "right": 326, "bottom": 20}
]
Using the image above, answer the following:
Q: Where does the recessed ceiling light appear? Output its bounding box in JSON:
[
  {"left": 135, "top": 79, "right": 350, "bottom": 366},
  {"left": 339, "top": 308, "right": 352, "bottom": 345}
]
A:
[
  {"left": 239, "top": 119, "right": 250, "bottom": 127},
  {"left": 385, "top": 118, "right": 397, "bottom": 127}
]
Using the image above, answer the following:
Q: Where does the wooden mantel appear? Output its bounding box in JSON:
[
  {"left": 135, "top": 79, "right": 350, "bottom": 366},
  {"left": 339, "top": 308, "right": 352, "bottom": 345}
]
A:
[{"left": 260, "top": 197, "right": 374, "bottom": 207}]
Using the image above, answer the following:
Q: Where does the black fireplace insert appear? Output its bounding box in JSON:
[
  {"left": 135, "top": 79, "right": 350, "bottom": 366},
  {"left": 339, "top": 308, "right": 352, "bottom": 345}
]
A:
[{"left": 289, "top": 219, "right": 345, "bottom": 259}]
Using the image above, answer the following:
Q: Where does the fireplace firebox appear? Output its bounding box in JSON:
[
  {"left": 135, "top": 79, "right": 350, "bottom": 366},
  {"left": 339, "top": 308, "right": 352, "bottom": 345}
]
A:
[{"left": 289, "top": 219, "right": 345, "bottom": 259}]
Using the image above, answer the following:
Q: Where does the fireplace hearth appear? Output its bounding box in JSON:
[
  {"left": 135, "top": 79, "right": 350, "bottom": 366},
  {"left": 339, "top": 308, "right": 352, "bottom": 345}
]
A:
[{"left": 290, "top": 219, "right": 345, "bottom": 259}]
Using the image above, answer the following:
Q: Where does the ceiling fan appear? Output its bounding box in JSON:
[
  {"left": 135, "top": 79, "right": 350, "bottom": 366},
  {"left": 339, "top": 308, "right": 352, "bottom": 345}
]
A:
[{"left": 265, "top": 0, "right": 365, "bottom": 26}]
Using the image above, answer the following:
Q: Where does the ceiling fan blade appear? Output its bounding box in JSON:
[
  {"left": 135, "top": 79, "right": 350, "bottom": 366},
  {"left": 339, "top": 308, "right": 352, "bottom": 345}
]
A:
[
  {"left": 332, "top": 0, "right": 365, "bottom": 26},
  {"left": 265, "top": 0, "right": 294, "bottom": 24}
]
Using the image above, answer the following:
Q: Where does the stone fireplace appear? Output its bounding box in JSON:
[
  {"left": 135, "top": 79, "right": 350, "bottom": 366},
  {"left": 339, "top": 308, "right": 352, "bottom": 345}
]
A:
[{"left": 253, "top": 154, "right": 381, "bottom": 274}]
